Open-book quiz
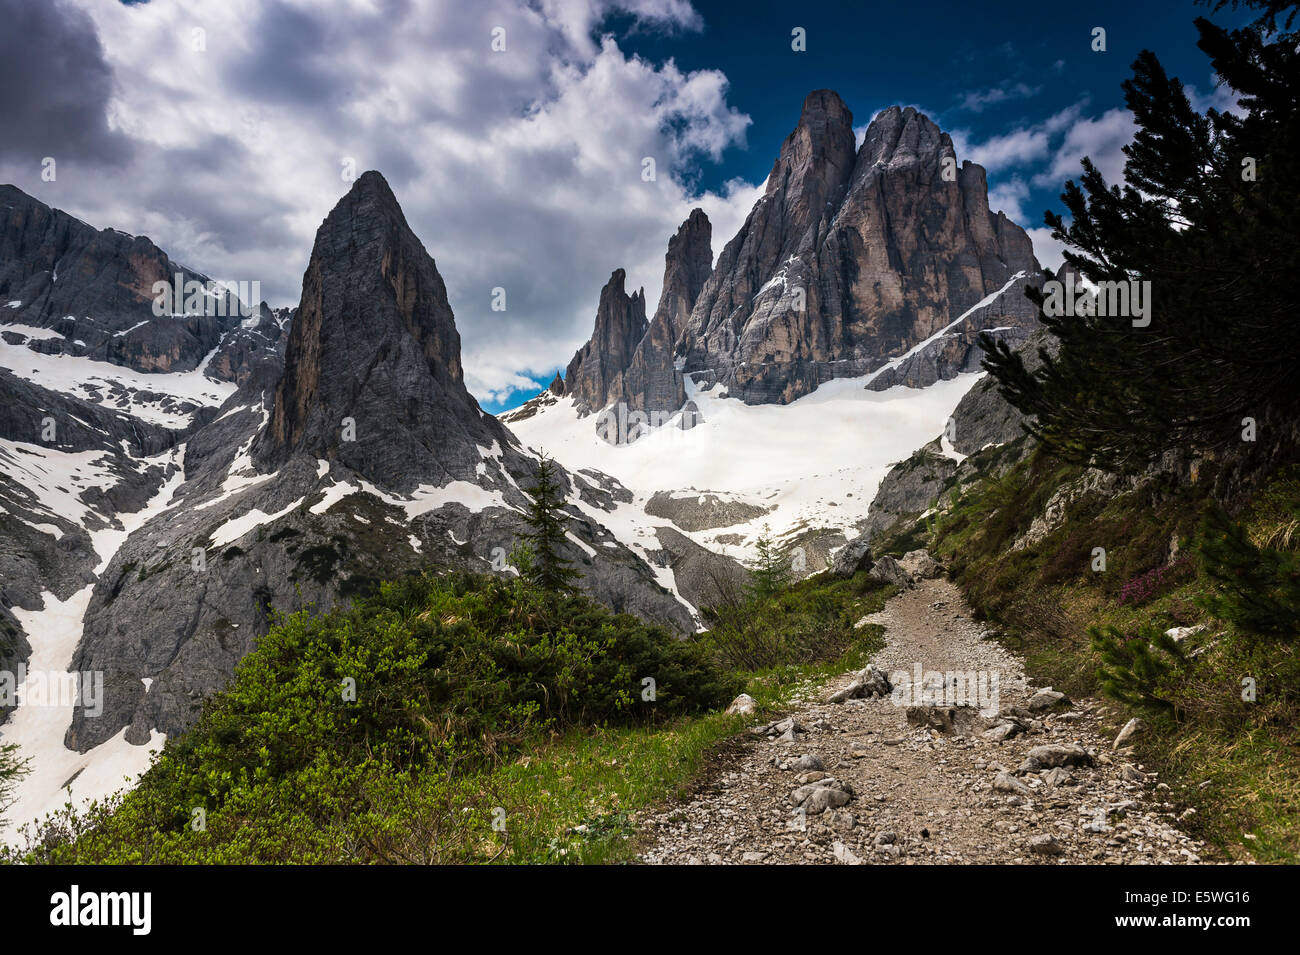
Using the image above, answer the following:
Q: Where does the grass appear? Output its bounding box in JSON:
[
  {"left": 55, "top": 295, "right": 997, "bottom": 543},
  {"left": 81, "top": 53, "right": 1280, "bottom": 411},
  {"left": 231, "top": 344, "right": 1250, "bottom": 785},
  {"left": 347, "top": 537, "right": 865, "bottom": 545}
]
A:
[{"left": 480, "top": 578, "right": 891, "bottom": 864}]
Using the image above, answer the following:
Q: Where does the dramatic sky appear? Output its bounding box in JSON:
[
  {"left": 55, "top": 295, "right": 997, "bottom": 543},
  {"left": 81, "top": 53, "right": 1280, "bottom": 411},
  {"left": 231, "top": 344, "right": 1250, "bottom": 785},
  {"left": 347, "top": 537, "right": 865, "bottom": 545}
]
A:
[{"left": 0, "top": 0, "right": 1249, "bottom": 411}]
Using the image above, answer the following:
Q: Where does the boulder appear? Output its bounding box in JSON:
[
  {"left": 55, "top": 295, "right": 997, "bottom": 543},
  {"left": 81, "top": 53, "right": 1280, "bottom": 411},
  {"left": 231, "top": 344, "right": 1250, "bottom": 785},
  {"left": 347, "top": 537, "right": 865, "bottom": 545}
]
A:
[
  {"left": 1017, "top": 744, "right": 1094, "bottom": 773},
  {"left": 725, "top": 693, "right": 757, "bottom": 716},
  {"left": 899, "top": 550, "right": 942, "bottom": 579},
  {"left": 868, "top": 555, "right": 913, "bottom": 589}
]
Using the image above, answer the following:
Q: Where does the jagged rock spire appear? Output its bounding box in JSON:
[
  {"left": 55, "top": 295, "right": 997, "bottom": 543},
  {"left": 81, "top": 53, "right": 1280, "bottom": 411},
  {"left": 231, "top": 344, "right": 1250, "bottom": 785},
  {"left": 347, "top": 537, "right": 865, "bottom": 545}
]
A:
[{"left": 256, "top": 170, "right": 507, "bottom": 489}]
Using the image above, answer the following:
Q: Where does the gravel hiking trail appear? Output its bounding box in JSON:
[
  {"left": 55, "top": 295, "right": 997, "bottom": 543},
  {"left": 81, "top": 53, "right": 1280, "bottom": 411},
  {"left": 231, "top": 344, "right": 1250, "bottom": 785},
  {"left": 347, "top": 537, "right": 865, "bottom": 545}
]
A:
[{"left": 640, "top": 569, "right": 1207, "bottom": 865}]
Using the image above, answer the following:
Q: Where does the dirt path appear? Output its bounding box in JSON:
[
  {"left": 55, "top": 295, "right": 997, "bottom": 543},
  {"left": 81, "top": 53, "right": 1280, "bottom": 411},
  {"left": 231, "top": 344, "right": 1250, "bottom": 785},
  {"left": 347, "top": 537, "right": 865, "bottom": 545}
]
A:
[{"left": 639, "top": 572, "right": 1207, "bottom": 865}]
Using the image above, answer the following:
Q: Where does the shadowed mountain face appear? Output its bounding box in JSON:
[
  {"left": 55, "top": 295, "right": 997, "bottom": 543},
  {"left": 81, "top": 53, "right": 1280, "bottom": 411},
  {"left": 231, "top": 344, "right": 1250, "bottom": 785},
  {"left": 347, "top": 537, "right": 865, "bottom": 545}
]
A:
[
  {"left": 0, "top": 184, "right": 252, "bottom": 377},
  {"left": 562, "top": 268, "right": 648, "bottom": 416},
  {"left": 559, "top": 209, "right": 713, "bottom": 428},
  {"left": 617, "top": 208, "right": 712, "bottom": 420},
  {"left": 257, "top": 170, "right": 511, "bottom": 492}
]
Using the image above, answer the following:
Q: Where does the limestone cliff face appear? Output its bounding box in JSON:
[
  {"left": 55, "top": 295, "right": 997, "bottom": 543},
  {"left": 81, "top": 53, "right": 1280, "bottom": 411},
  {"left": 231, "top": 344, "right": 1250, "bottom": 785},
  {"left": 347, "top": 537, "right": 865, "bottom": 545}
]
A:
[
  {"left": 618, "top": 208, "right": 712, "bottom": 419},
  {"left": 256, "top": 170, "right": 510, "bottom": 491},
  {"left": 563, "top": 269, "right": 648, "bottom": 416},
  {"left": 0, "top": 184, "right": 248, "bottom": 376},
  {"left": 678, "top": 94, "right": 1040, "bottom": 404}
]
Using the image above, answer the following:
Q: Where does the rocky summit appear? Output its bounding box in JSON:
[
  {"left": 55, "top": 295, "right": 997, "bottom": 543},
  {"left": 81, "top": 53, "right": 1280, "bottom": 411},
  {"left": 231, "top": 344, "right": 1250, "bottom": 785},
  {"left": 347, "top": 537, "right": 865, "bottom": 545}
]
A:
[
  {"left": 552, "top": 92, "right": 1042, "bottom": 432},
  {"left": 256, "top": 171, "right": 507, "bottom": 491},
  {"left": 562, "top": 268, "right": 648, "bottom": 416},
  {"left": 680, "top": 94, "right": 1039, "bottom": 405}
]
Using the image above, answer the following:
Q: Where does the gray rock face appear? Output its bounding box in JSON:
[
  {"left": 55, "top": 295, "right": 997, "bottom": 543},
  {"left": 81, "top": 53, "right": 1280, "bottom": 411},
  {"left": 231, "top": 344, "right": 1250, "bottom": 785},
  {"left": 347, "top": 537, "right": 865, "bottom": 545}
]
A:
[
  {"left": 947, "top": 326, "right": 1059, "bottom": 455},
  {"left": 678, "top": 94, "right": 1039, "bottom": 405},
  {"left": 644, "top": 489, "right": 773, "bottom": 532},
  {"left": 832, "top": 327, "right": 1060, "bottom": 569},
  {"left": 617, "top": 209, "right": 712, "bottom": 422},
  {"left": 564, "top": 269, "right": 647, "bottom": 416},
  {"left": 255, "top": 171, "right": 509, "bottom": 492},
  {"left": 0, "top": 185, "right": 276, "bottom": 729},
  {"left": 649, "top": 526, "right": 749, "bottom": 611},
  {"left": 0, "top": 184, "right": 248, "bottom": 377},
  {"left": 864, "top": 272, "right": 1044, "bottom": 392}
]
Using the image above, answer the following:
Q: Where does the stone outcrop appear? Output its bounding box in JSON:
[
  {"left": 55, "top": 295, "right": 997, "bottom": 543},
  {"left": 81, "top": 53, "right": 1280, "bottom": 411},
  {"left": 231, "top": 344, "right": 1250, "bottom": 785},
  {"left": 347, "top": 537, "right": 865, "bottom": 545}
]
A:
[
  {"left": 563, "top": 269, "right": 647, "bottom": 415},
  {"left": 255, "top": 171, "right": 512, "bottom": 491},
  {"left": 676, "top": 93, "right": 1039, "bottom": 405},
  {"left": 617, "top": 209, "right": 712, "bottom": 422}
]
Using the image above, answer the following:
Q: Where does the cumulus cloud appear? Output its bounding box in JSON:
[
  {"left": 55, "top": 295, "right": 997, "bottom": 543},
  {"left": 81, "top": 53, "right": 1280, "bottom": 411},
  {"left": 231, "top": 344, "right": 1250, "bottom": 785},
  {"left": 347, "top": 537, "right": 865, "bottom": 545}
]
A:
[
  {"left": 987, "top": 177, "right": 1031, "bottom": 224},
  {"left": 1032, "top": 107, "right": 1137, "bottom": 190},
  {"left": 0, "top": 0, "right": 760, "bottom": 406}
]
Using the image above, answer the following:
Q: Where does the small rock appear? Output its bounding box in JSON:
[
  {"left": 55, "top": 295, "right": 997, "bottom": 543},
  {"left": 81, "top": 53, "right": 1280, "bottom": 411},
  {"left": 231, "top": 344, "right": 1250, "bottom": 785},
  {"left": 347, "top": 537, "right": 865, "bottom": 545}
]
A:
[
  {"left": 981, "top": 722, "right": 1018, "bottom": 742},
  {"left": 832, "top": 841, "right": 864, "bottom": 865},
  {"left": 1120, "top": 763, "right": 1148, "bottom": 784},
  {"left": 725, "top": 693, "right": 758, "bottom": 716},
  {"left": 1029, "top": 834, "right": 1066, "bottom": 856},
  {"left": 1018, "top": 744, "right": 1093, "bottom": 773},
  {"left": 826, "top": 810, "right": 856, "bottom": 831},
  {"left": 868, "top": 555, "right": 913, "bottom": 589},
  {"left": 993, "top": 771, "right": 1032, "bottom": 795},
  {"left": 1113, "top": 717, "right": 1144, "bottom": 750},
  {"left": 1027, "top": 688, "right": 1069, "bottom": 712},
  {"left": 905, "top": 703, "right": 979, "bottom": 735},
  {"left": 1042, "top": 767, "right": 1072, "bottom": 788},
  {"left": 828, "top": 664, "right": 893, "bottom": 703},
  {"left": 793, "top": 753, "right": 825, "bottom": 772}
]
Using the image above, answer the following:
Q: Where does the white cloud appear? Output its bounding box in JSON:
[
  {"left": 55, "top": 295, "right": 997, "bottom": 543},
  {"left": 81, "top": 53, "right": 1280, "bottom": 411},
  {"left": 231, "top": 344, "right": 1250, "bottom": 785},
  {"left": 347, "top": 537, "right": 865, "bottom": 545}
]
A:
[
  {"left": 0, "top": 0, "right": 760, "bottom": 404},
  {"left": 1025, "top": 226, "right": 1067, "bottom": 274},
  {"left": 1033, "top": 107, "right": 1136, "bottom": 189},
  {"left": 987, "top": 177, "right": 1030, "bottom": 224}
]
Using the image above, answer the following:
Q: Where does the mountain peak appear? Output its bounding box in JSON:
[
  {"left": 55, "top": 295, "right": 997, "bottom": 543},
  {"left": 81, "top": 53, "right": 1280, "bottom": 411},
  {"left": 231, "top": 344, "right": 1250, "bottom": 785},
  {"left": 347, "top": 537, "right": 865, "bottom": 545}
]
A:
[
  {"left": 678, "top": 91, "right": 1040, "bottom": 404},
  {"left": 799, "top": 89, "right": 852, "bottom": 128},
  {"left": 255, "top": 173, "right": 505, "bottom": 490}
]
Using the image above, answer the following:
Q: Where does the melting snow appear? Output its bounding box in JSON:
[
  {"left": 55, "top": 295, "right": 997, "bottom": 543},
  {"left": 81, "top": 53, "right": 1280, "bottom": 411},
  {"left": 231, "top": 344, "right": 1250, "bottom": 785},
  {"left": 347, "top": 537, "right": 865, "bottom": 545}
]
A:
[
  {"left": 0, "top": 336, "right": 237, "bottom": 429},
  {"left": 0, "top": 444, "right": 186, "bottom": 844}
]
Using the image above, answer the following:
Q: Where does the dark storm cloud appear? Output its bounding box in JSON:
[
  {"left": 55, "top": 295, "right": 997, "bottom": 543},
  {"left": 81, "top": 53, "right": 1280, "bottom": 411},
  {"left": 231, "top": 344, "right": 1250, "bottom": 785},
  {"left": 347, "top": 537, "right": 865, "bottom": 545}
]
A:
[
  {"left": 222, "top": 0, "right": 414, "bottom": 108},
  {"left": 0, "top": 0, "right": 132, "bottom": 163}
]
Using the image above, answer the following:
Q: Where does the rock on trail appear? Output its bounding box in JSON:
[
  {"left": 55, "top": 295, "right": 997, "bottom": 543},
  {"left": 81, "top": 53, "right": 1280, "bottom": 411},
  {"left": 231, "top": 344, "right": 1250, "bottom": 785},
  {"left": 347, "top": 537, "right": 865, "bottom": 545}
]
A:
[{"left": 639, "top": 572, "right": 1205, "bottom": 865}]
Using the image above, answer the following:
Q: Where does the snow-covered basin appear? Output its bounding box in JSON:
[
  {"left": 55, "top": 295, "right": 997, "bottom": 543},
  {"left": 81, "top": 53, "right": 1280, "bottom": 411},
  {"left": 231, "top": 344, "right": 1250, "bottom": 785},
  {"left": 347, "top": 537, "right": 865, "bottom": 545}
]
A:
[{"left": 509, "top": 371, "right": 983, "bottom": 560}]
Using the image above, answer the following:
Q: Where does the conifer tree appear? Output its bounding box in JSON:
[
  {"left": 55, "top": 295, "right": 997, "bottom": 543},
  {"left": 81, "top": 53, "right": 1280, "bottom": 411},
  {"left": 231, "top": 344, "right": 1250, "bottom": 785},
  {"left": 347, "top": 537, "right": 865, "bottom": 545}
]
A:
[
  {"left": 747, "top": 531, "right": 790, "bottom": 602},
  {"left": 1091, "top": 625, "right": 1186, "bottom": 714},
  {"left": 521, "top": 455, "right": 580, "bottom": 594},
  {"left": 1197, "top": 507, "right": 1300, "bottom": 641},
  {"left": 981, "top": 0, "right": 1300, "bottom": 472},
  {"left": 0, "top": 743, "right": 28, "bottom": 827}
]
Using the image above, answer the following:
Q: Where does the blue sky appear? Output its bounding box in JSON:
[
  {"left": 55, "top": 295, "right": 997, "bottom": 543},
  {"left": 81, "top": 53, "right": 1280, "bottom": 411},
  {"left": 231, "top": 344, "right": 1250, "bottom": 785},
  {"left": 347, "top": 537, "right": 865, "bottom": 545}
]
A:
[{"left": 1, "top": 0, "right": 1249, "bottom": 414}]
